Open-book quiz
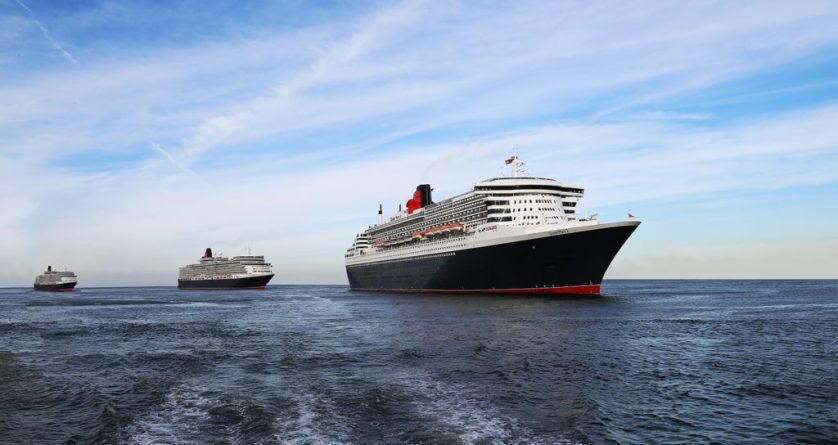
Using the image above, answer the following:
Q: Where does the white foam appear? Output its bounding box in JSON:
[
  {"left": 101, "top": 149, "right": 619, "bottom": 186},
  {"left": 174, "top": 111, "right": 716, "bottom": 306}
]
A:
[
  {"left": 394, "top": 373, "right": 579, "bottom": 445},
  {"left": 126, "top": 384, "right": 232, "bottom": 445},
  {"left": 273, "top": 393, "right": 353, "bottom": 445},
  {"left": 413, "top": 379, "right": 513, "bottom": 443},
  {"left": 168, "top": 302, "right": 222, "bottom": 308}
]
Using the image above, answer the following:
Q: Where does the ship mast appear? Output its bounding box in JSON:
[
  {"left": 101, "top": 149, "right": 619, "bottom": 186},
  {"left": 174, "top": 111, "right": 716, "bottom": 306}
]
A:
[{"left": 508, "top": 147, "right": 526, "bottom": 177}]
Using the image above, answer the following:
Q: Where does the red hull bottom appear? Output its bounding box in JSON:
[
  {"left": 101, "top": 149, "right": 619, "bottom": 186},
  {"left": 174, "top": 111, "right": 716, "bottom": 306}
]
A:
[
  {"left": 180, "top": 286, "right": 267, "bottom": 291},
  {"left": 352, "top": 284, "right": 601, "bottom": 295}
]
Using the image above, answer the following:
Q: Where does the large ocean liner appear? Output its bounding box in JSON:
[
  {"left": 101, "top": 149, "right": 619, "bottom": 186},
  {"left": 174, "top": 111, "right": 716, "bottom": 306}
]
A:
[
  {"left": 178, "top": 248, "right": 274, "bottom": 289},
  {"left": 34, "top": 266, "right": 78, "bottom": 291},
  {"left": 345, "top": 153, "right": 639, "bottom": 294}
]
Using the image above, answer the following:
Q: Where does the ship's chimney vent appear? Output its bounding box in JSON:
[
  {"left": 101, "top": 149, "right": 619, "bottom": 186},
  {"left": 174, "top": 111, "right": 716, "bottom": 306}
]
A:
[
  {"left": 417, "top": 184, "right": 433, "bottom": 207},
  {"left": 203, "top": 248, "right": 212, "bottom": 258},
  {"left": 377, "top": 204, "right": 383, "bottom": 225},
  {"left": 47, "top": 265, "right": 52, "bottom": 272}
]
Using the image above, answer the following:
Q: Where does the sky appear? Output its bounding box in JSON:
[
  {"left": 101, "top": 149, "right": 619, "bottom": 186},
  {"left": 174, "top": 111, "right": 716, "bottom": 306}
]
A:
[{"left": 1, "top": 0, "right": 837, "bottom": 286}]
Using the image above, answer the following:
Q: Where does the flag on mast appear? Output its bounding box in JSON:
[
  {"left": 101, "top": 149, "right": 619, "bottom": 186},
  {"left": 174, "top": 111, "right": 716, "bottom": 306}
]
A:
[{"left": 505, "top": 156, "right": 515, "bottom": 164}]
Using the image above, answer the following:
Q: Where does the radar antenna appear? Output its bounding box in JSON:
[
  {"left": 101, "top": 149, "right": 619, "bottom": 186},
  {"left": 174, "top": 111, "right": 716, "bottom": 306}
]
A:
[{"left": 505, "top": 147, "right": 527, "bottom": 177}]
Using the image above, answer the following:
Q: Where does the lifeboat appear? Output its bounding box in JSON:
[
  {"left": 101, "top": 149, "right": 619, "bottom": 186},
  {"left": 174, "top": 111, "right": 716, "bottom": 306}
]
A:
[
  {"left": 386, "top": 237, "right": 412, "bottom": 246},
  {"left": 423, "top": 223, "right": 464, "bottom": 237}
]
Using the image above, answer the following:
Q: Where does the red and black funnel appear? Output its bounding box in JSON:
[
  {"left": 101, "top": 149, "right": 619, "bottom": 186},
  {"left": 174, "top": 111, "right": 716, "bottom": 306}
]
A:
[{"left": 406, "top": 184, "right": 433, "bottom": 214}]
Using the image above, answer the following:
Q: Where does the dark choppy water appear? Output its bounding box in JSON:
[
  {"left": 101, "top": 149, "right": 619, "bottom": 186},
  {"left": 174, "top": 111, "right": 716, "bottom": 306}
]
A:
[{"left": 1, "top": 281, "right": 836, "bottom": 444}]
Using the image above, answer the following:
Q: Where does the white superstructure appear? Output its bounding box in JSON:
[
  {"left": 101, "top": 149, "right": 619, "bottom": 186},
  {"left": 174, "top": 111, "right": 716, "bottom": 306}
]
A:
[
  {"left": 34, "top": 267, "right": 78, "bottom": 286},
  {"left": 345, "top": 154, "right": 610, "bottom": 268},
  {"left": 179, "top": 248, "right": 274, "bottom": 281}
]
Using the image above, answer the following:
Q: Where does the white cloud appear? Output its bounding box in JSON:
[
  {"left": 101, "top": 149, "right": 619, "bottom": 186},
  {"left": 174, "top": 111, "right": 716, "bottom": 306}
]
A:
[
  {"left": 179, "top": 0, "right": 432, "bottom": 162},
  {"left": 4, "top": 101, "right": 837, "bottom": 285},
  {"left": 13, "top": 0, "right": 80, "bottom": 65},
  {"left": 610, "top": 238, "right": 838, "bottom": 279},
  {"left": 13, "top": 0, "right": 32, "bottom": 14},
  {"left": 149, "top": 141, "right": 204, "bottom": 182},
  {"left": 36, "top": 22, "right": 79, "bottom": 65}
]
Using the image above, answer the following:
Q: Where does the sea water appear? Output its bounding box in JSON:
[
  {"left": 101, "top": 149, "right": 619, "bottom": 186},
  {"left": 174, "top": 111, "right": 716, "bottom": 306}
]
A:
[{"left": 1, "top": 280, "right": 836, "bottom": 444}]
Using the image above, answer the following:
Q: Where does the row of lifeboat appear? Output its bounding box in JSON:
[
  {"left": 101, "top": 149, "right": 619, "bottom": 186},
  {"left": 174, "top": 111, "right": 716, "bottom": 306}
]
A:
[
  {"left": 415, "top": 223, "right": 463, "bottom": 238},
  {"left": 375, "top": 223, "right": 464, "bottom": 248}
]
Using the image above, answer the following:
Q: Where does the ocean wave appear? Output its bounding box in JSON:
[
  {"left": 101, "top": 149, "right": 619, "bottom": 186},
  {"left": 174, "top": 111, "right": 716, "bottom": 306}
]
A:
[
  {"left": 125, "top": 384, "right": 216, "bottom": 445},
  {"left": 273, "top": 393, "right": 353, "bottom": 445}
]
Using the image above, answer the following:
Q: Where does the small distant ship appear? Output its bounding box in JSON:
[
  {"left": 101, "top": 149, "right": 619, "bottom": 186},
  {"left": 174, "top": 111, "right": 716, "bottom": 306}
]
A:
[
  {"left": 345, "top": 152, "right": 639, "bottom": 295},
  {"left": 34, "top": 266, "right": 78, "bottom": 292},
  {"left": 178, "top": 248, "right": 274, "bottom": 289}
]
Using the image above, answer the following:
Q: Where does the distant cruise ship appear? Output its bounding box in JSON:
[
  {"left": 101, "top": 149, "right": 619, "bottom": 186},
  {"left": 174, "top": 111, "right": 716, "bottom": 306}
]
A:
[
  {"left": 178, "top": 248, "right": 274, "bottom": 289},
  {"left": 345, "top": 153, "right": 639, "bottom": 294},
  {"left": 34, "top": 266, "right": 78, "bottom": 291}
]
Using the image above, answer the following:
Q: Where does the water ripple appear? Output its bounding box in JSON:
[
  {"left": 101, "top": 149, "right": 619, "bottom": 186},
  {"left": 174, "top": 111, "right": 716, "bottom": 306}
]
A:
[{"left": 0, "top": 282, "right": 836, "bottom": 443}]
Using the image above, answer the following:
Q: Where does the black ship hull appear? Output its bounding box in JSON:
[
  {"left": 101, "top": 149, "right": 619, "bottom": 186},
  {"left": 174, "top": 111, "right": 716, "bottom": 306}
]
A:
[
  {"left": 346, "top": 222, "right": 638, "bottom": 295},
  {"left": 34, "top": 282, "right": 77, "bottom": 292},
  {"left": 178, "top": 274, "right": 274, "bottom": 290}
]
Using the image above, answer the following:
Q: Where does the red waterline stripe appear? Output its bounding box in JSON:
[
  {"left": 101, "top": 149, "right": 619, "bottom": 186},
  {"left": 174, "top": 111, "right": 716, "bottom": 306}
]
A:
[
  {"left": 177, "top": 286, "right": 267, "bottom": 290},
  {"left": 352, "top": 284, "right": 601, "bottom": 295}
]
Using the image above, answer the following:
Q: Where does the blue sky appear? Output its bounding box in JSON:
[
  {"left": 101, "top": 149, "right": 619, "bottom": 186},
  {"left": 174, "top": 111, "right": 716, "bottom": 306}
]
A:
[{"left": 1, "top": 0, "right": 837, "bottom": 285}]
